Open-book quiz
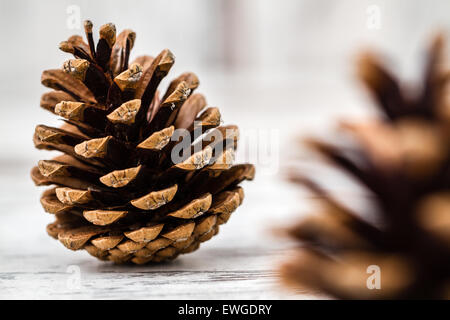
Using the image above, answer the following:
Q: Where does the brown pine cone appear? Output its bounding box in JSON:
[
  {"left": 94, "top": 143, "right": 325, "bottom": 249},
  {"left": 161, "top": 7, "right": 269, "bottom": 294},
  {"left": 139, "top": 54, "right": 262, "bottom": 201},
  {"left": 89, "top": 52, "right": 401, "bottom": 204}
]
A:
[
  {"left": 32, "top": 21, "right": 254, "bottom": 264},
  {"left": 281, "top": 34, "right": 450, "bottom": 299}
]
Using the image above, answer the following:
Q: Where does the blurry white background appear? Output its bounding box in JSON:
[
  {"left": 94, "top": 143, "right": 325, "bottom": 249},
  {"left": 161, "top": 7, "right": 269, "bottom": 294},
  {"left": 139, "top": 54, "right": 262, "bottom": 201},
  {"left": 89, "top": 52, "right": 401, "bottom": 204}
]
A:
[
  {"left": 0, "top": 0, "right": 449, "bottom": 299},
  {"left": 1, "top": 0, "right": 449, "bottom": 162},
  {"left": 0, "top": 0, "right": 448, "bottom": 154}
]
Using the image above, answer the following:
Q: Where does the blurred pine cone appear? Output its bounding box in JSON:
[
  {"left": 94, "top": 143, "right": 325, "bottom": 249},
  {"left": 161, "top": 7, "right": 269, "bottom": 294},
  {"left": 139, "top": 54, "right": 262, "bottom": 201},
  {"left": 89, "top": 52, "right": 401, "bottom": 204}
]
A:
[
  {"left": 281, "top": 34, "right": 450, "bottom": 299},
  {"left": 32, "top": 21, "right": 254, "bottom": 264}
]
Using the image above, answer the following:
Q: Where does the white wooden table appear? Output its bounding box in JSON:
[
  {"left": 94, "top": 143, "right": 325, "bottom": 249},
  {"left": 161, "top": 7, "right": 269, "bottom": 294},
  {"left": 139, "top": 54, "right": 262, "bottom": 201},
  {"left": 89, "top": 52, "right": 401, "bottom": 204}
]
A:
[{"left": 0, "top": 162, "right": 318, "bottom": 299}]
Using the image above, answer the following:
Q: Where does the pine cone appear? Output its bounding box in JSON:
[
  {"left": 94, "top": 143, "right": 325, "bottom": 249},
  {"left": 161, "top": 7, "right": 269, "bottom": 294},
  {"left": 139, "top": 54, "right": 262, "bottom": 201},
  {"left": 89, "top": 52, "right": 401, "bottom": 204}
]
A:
[
  {"left": 32, "top": 21, "right": 254, "bottom": 264},
  {"left": 281, "top": 34, "right": 450, "bottom": 299}
]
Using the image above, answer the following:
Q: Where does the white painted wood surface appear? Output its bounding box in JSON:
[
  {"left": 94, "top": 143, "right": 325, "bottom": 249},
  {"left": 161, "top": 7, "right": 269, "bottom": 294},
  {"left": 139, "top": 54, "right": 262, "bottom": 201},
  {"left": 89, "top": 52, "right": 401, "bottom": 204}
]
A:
[{"left": 0, "top": 163, "right": 317, "bottom": 299}]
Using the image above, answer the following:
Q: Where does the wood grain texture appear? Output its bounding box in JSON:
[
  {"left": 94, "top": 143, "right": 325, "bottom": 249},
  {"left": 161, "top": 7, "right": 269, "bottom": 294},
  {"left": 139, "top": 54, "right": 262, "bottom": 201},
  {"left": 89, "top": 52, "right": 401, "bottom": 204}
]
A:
[{"left": 0, "top": 163, "right": 319, "bottom": 299}]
